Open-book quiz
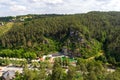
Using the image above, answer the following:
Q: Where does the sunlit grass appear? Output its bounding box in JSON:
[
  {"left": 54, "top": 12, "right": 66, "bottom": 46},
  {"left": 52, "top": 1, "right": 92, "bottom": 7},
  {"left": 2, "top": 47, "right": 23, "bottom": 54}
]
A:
[{"left": 0, "top": 22, "right": 13, "bottom": 37}]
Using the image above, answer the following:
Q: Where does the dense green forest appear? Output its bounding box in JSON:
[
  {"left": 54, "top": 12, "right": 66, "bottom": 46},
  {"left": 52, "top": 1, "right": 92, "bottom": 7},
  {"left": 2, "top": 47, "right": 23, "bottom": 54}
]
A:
[
  {"left": 0, "top": 11, "right": 120, "bottom": 64},
  {"left": 0, "top": 11, "right": 120, "bottom": 80}
]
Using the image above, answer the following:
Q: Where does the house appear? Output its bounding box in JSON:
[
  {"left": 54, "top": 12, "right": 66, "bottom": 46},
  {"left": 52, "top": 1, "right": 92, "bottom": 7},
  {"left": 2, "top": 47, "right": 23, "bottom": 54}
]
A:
[
  {"left": 20, "top": 18, "right": 25, "bottom": 22},
  {"left": 0, "top": 22, "right": 4, "bottom": 26},
  {"left": 1, "top": 70, "right": 15, "bottom": 80},
  {"left": 39, "top": 53, "right": 65, "bottom": 63},
  {"left": 9, "top": 17, "right": 16, "bottom": 22}
]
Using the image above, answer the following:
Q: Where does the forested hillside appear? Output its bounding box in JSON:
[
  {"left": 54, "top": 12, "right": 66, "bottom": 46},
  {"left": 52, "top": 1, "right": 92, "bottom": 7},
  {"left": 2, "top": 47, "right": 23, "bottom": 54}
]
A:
[{"left": 0, "top": 11, "right": 120, "bottom": 64}]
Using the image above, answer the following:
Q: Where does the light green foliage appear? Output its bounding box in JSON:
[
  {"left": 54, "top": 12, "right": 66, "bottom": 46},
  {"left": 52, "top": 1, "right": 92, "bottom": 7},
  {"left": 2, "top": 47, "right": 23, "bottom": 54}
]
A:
[
  {"left": 0, "top": 49, "right": 37, "bottom": 59},
  {"left": 23, "top": 52, "right": 37, "bottom": 60},
  {"left": 0, "top": 58, "right": 10, "bottom": 66},
  {"left": 105, "top": 68, "right": 120, "bottom": 80},
  {"left": 0, "top": 22, "right": 13, "bottom": 37}
]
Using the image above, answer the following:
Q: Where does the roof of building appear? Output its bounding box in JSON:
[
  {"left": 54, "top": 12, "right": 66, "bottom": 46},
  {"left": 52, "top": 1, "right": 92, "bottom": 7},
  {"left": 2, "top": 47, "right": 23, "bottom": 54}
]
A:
[
  {"left": 51, "top": 53, "right": 63, "bottom": 57},
  {"left": 2, "top": 70, "right": 15, "bottom": 80}
]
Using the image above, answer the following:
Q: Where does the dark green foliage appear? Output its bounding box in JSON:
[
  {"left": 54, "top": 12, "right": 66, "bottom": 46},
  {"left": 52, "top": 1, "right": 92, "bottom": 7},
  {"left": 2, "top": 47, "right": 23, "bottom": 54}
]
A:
[
  {"left": 0, "top": 11, "right": 120, "bottom": 64},
  {"left": 95, "top": 55, "right": 107, "bottom": 63}
]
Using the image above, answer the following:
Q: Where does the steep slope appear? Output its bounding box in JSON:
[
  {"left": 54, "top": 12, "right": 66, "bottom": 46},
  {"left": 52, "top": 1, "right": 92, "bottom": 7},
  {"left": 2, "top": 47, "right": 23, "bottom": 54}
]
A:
[{"left": 0, "top": 12, "right": 120, "bottom": 63}]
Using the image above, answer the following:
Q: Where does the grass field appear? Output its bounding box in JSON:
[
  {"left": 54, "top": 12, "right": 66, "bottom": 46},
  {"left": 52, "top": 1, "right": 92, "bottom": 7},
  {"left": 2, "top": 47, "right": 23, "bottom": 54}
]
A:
[{"left": 0, "top": 22, "right": 14, "bottom": 37}]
